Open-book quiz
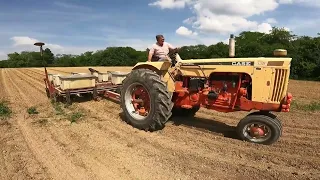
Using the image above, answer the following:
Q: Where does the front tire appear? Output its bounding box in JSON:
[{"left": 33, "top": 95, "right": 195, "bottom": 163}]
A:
[
  {"left": 236, "top": 112, "right": 282, "bottom": 145},
  {"left": 120, "top": 68, "right": 174, "bottom": 131}
]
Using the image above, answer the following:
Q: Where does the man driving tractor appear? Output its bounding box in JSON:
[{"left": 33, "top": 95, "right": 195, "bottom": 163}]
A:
[{"left": 148, "top": 34, "right": 179, "bottom": 62}]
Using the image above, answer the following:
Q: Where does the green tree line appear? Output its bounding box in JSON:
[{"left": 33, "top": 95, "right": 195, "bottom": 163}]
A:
[{"left": 0, "top": 27, "right": 319, "bottom": 80}]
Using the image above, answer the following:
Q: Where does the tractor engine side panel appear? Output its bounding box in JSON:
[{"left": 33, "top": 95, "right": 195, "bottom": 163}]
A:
[
  {"left": 172, "top": 72, "right": 284, "bottom": 112},
  {"left": 208, "top": 73, "right": 242, "bottom": 106},
  {"left": 205, "top": 73, "right": 251, "bottom": 110},
  {"left": 172, "top": 73, "right": 250, "bottom": 111},
  {"left": 173, "top": 73, "right": 250, "bottom": 111}
]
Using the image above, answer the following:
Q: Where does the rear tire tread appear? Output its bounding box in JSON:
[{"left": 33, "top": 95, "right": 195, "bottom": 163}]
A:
[{"left": 120, "top": 68, "right": 173, "bottom": 131}]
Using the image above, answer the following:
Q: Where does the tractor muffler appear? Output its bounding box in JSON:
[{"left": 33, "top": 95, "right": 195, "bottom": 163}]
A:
[{"left": 229, "top": 34, "right": 235, "bottom": 58}]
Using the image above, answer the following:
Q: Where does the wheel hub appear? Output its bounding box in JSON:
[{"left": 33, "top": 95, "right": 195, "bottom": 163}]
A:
[
  {"left": 138, "top": 107, "right": 147, "bottom": 116},
  {"left": 243, "top": 122, "right": 271, "bottom": 142},
  {"left": 124, "top": 82, "right": 151, "bottom": 121},
  {"left": 250, "top": 127, "right": 265, "bottom": 137}
]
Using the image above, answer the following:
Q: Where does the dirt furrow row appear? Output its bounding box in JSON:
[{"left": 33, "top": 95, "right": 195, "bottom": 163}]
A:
[
  {"left": 18, "top": 69, "right": 140, "bottom": 179},
  {"left": 3, "top": 69, "right": 100, "bottom": 180},
  {"left": 13, "top": 69, "right": 46, "bottom": 96},
  {"left": 78, "top": 101, "right": 243, "bottom": 179},
  {"left": 25, "top": 68, "right": 246, "bottom": 179},
  {"left": 7, "top": 67, "right": 319, "bottom": 179},
  {"left": 44, "top": 113, "right": 190, "bottom": 180},
  {"left": 72, "top": 99, "right": 310, "bottom": 179},
  {"left": 24, "top": 68, "right": 320, "bottom": 179},
  {"left": 0, "top": 69, "right": 49, "bottom": 180},
  {"left": 3, "top": 69, "right": 31, "bottom": 107},
  {"left": 23, "top": 68, "right": 45, "bottom": 77},
  {"left": 46, "top": 68, "right": 71, "bottom": 75},
  {"left": 96, "top": 99, "right": 320, "bottom": 178},
  {"left": 18, "top": 69, "right": 45, "bottom": 83},
  {"left": 0, "top": 69, "right": 7, "bottom": 98},
  {"left": 21, "top": 67, "right": 193, "bottom": 179},
  {"left": 18, "top": 68, "right": 179, "bottom": 179}
]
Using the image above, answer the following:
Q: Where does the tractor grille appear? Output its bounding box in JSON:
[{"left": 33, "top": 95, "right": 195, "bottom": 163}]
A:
[{"left": 271, "top": 69, "right": 288, "bottom": 102}]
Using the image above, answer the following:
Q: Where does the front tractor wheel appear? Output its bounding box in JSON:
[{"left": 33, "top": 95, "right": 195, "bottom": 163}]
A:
[
  {"left": 236, "top": 113, "right": 282, "bottom": 145},
  {"left": 120, "top": 69, "right": 174, "bottom": 131}
]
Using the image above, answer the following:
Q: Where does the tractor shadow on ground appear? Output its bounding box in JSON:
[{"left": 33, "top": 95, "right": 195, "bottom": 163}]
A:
[
  {"left": 117, "top": 110, "right": 239, "bottom": 140},
  {"left": 168, "top": 115, "right": 239, "bottom": 140}
]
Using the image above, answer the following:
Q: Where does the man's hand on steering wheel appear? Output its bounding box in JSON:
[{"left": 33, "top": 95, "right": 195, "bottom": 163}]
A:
[{"left": 169, "top": 47, "right": 180, "bottom": 55}]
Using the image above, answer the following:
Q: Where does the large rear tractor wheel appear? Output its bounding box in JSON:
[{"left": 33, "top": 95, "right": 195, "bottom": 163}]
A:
[
  {"left": 120, "top": 69, "right": 174, "bottom": 131},
  {"left": 236, "top": 112, "right": 282, "bottom": 145}
]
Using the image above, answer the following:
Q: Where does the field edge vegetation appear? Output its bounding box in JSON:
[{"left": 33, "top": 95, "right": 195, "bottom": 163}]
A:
[{"left": 0, "top": 27, "right": 320, "bottom": 81}]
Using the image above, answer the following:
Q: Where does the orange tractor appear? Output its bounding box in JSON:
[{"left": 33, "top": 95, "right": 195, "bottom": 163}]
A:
[
  {"left": 43, "top": 35, "right": 293, "bottom": 145},
  {"left": 119, "top": 35, "right": 293, "bottom": 145}
]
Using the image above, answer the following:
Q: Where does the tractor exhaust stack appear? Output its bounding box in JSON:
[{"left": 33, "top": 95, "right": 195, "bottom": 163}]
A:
[{"left": 229, "top": 34, "right": 235, "bottom": 58}]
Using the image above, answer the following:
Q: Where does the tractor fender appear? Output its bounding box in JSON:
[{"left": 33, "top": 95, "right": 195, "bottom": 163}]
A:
[
  {"left": 131, "top": 61, "right": 175, "bottom": 92},
  {"left": 132, "top": 61, "right": 172, "bottom": 73}
]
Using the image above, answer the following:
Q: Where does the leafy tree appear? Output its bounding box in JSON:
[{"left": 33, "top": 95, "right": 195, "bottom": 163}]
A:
[
  {"left": 44, "top": 48, "right": 54, "bottom": 65},
  {"left": 0, "top": 27, "right": 319, "bottom": 81},
  {"left": 179, "top": 45, "right": 208, "bottom": 59},
  {"left": 207, "top": 42, "right": 229, "bottom": 58}
]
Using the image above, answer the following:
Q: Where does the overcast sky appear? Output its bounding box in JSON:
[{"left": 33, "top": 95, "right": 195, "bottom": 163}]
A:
[{"left": 0, "top": 0, "right": 319, "bottom": 60}]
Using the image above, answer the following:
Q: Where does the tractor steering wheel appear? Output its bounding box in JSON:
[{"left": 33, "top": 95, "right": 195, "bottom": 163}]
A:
[{"left": 168, "top": 48, "right": 180, "bottom": 67}]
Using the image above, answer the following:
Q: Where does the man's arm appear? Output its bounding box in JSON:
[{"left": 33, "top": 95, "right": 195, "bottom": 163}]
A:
[
  {"left": 166, "top": 42, "right": 180, "bottom": 53},
  {"left": 166, "top": 42, "right": 175, "bottom": 51},
  {"left": 148, "top": 48, "right": 154, "bottom": 62}
]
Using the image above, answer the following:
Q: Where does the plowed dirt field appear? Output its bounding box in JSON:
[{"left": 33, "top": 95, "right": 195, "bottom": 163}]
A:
[{"left": 0, "top": 67, "right": 319, "bottom": 180}]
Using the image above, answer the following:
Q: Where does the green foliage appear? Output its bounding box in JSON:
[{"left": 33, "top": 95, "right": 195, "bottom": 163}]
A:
[
  {"left": 51, "top": 100, "right": 65, "bottom": 115},
  {"left": 0, "top": 27, "right": 319, "bottom": 80},
  {"left": 291, "top": 100, "right": 320, "bottom": 112},
  {"left": 27, "top": 106, "right": 39, "bottom": 114},
  {"left": 69, "top": 112, "right": 83, "bottom": 123},
  {"left": 0, "top": 100, "right": 12, "bottom": 120}
]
